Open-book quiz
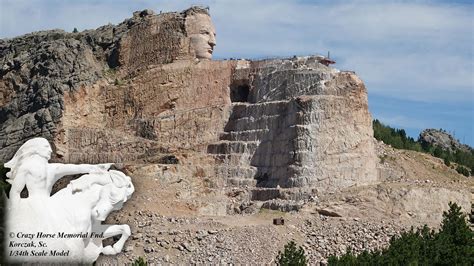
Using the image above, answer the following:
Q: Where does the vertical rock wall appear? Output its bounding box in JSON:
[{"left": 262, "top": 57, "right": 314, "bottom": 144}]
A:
[
  {"left": 0, "top": 31, "right": 104, "bottom": 161},
  {"left": 60, "top": 60, "right": 234, "bottom": 163},
  {"left": 208, "top": 57, "right": 378, "bottom": 193},
  {"left": 117, "top": 12, "right": 191, "bottom": 75}
]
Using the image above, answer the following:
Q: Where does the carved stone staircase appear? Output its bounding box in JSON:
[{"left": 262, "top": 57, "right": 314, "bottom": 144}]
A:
[
  {"left": 207, "top": 100, "right": 312, "bottom": 213},
  {"left": 207, "top": 100, "right": 294, "bottom": 188}
]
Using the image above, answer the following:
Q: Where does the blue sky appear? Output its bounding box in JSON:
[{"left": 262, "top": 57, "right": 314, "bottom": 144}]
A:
[{"left": 1, "top": 0, "right": 473, "bottom": 145}]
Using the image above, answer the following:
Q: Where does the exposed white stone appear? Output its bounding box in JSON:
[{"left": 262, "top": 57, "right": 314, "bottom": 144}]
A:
[{"left": 4, "top": 138, "right": 134, "bottom": 263}]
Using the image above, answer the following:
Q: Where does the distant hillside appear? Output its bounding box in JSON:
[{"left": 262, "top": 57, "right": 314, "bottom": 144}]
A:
[{"left": 373, "top": 119, "right": 474, "bottom": 176}]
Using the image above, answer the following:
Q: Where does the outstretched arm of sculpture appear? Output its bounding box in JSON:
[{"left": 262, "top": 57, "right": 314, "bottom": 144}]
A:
[
  {"left": 51, "top": 163, "right": 113, "bottom": 177},
  {"left": 96, "top": 224, "right": 131, "bottom": 255},
  {"left": 47, "top": 163, "right": 113, "bottom": 191}
]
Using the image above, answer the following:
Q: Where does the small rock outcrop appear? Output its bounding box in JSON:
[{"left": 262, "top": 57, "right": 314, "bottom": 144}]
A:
[{"left": 419, "top": 129, "right": 472, "bottom": 153}]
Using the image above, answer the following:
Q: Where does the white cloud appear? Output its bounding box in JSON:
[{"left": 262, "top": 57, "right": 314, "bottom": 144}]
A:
[
  {"left": 342, "top": 52, "right": 474, "bottom": 102},
  {"left": 376, "top": 114, "right": 430, "bottom": 130},
  {"left": 0, "top": 0, "right": 472, "bottom": 103}
]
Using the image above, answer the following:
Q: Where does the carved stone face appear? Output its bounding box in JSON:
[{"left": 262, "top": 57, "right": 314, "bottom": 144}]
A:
[
  {"left": 185, "top": 13, "right": 216, "bottom": 59},
  {"left": 39, "top": 142, "right": 52, "bottom": 160}
]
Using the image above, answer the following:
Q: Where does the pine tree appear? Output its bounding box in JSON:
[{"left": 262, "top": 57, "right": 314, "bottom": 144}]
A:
[
  {"left": 328, "top": 202, "right": 473, "bottom": 265},
  {"left": 276, "top": 241, "right": 307, "bottom": 266}
]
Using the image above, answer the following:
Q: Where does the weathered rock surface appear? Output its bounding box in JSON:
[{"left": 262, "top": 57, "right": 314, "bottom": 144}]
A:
[
  {"left": 95, "top": 209, "right": 405, "bottom": 265},
  {"left": 210, "top": 57, "right": 377, "bottom": 200},
  {"left": 0, "top": 7, "right": 203, "bottom": 162},
  {"left": 0, "top": 30, "right": 103, "bottom": 159},
  {"left": 94, "top": 139, "right": 473, "bottom": 264},
  {"left": 1, "top": 7, "right": 378, "bottom": 215},
  {"left": 419, "top": 128, "right": 472, "bottom": 153}
]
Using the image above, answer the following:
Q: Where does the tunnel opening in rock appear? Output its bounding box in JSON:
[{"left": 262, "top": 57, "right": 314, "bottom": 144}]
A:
[
  {"left": 255, "top": 172, "right": 270, "bottom": 188},
  {"left": 158, "top": 155, "right": 179, "bottom": 164},
  {"left": 230, "top": 84, "right": 250, "bottom": 102}
]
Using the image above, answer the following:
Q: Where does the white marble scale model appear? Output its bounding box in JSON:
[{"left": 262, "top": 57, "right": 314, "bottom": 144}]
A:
[{"left": 4, "top": 137, "right": 134, "bottom": 263}]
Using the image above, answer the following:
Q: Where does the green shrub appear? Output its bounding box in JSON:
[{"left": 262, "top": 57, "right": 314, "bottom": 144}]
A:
[
  {"left": 373, "top": 119, "right": 422, "bottom": 151},
  {"left": 328, "top": 202, "right": 473, "bottom": 265},
  {"left": 444, "top": 157, "right": 451, "bottom": 167},
  {"left": 456, "top": 165, "right": 470, "bottom": 177},
  {"left": 276, "top": 241, "right": 307, "bottom": 266},
  {"left": 132, "top": 256, "right": 147, "bottom": 266}
]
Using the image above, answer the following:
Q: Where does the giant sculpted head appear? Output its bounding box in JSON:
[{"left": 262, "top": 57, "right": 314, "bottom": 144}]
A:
[{"left": 184, "top": 7, "right": 216, "bottom": 60}]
